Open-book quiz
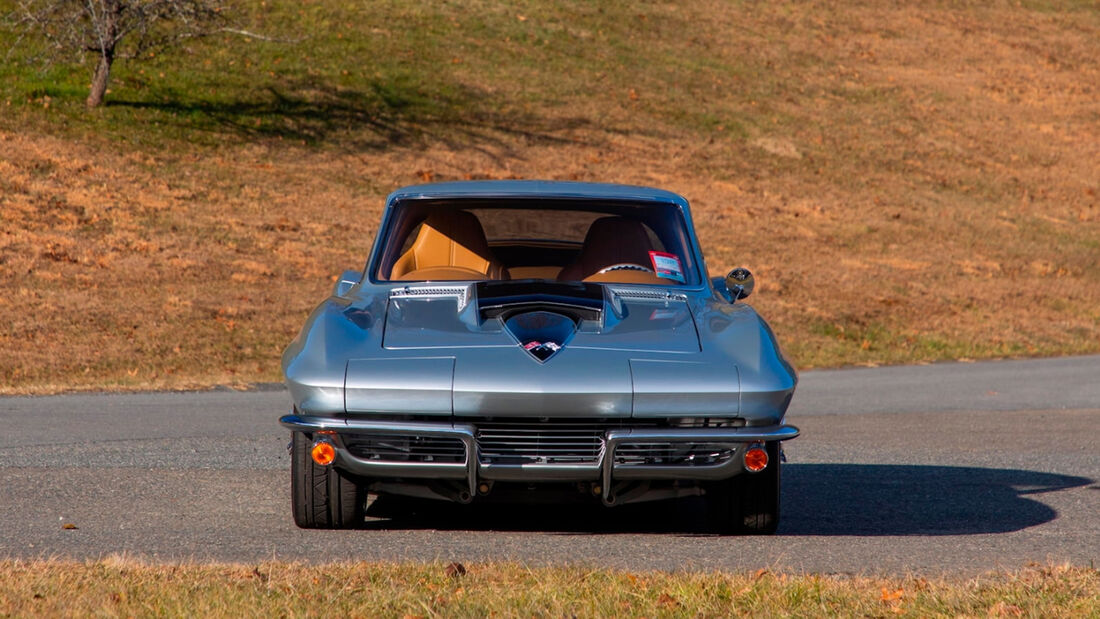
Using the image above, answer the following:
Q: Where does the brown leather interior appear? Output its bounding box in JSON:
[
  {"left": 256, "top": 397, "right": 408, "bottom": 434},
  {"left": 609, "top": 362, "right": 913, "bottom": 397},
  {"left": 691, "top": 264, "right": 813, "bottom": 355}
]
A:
[
  {"left": 395, "top": 265, "right": 492, "bottom": 281},
  {"left": 390, "top": 211, "right": 508, "bottom": 281},
  {"left": 507, "top": 266, "right": 563, "bottom": 280},
  {"left": 583, "top": 269, "right": 667, "bottom": 284},
  {"left": 557, "top": 216, "right": 665, "bottom": 284}
]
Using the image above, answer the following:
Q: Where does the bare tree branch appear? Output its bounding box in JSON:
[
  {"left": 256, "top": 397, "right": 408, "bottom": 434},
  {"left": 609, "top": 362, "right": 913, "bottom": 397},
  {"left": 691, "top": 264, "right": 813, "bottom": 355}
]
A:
[
  {"left": 219, "top": 27, "right": 303, "bottom": 43},
  {"left": 4, "top": 0, "right": 282, "bottom": 106}
]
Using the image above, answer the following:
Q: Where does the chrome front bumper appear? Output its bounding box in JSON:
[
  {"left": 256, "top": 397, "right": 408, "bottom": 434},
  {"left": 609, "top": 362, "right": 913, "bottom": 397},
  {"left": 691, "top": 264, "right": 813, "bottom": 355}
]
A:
[{"left": 279, "top": 414, "right": 799, "bottom": 505}]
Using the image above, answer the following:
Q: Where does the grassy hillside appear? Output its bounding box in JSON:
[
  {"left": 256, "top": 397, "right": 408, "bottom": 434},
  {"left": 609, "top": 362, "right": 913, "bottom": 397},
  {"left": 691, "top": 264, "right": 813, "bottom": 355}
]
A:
[{"left": 1, "top": 0, "right": 1098, "bottom": 393}]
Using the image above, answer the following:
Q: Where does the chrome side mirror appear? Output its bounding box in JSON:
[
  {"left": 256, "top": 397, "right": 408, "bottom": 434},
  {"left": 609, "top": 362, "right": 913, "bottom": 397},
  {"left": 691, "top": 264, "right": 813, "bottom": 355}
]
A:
[
  {"left": 333, "top": 269, "right": 361, "bottom": 297},
  {"left": 724, "top": 267, "right": 754, "bottom": 300}
]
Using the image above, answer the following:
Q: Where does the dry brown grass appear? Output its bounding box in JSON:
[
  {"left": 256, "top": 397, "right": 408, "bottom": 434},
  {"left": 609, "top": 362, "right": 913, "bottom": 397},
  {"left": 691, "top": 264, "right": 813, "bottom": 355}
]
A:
[
  {"left": 0, "top": 559, "right": 1097, "bottom": 617},
  {"left": 1, "top": 1, "right": 1098, "bottom": 393}
]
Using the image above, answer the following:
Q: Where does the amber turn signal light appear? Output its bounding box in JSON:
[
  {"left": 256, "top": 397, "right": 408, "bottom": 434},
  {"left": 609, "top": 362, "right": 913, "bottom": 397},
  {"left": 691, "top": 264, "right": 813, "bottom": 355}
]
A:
[
  {"left": 744, "top": 445, "right": 768, "bottom": 472},
  {"left": 311, "top": 440, "right": 336, "bottom": 466}
]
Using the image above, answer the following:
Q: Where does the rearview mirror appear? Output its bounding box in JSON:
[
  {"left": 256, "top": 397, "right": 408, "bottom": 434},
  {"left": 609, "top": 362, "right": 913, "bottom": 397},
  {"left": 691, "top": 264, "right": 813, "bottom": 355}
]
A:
[
  {"left": 333, "top": 269, "right": 361, "bottom": 297},
  {"left": 724, "top": 267, "right": 754, "bottom": 300}
]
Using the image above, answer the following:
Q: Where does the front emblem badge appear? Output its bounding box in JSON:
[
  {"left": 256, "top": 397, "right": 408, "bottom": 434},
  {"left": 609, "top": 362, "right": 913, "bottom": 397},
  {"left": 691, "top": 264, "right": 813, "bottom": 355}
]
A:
[{"left": 504, "top": 311, "right": 576, "bottom": 362}]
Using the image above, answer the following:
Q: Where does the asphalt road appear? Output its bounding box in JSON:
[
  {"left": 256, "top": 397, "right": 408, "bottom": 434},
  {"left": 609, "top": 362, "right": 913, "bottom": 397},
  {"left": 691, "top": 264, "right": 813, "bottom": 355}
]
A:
[{"left": 1, "top": 355, "right": 1098, "bottom": 574}]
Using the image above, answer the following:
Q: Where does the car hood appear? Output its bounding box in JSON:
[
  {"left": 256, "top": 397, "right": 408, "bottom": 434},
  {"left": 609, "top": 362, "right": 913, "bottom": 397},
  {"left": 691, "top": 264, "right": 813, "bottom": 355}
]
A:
[
  {"left": 381, "top": 288, "right": 700, "bottom": 354},
  {"left": 342, "top": 284, "right": 733, "bottom": 417},
  {"left": 285, "top": 283, "right": 796, "bottom": 422}
]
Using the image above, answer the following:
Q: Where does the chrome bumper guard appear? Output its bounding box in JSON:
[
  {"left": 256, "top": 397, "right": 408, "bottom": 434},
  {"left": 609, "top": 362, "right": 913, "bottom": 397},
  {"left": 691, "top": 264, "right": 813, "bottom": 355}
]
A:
[{"left": 279, "top": 414, "right": 799, "bottom": 505}]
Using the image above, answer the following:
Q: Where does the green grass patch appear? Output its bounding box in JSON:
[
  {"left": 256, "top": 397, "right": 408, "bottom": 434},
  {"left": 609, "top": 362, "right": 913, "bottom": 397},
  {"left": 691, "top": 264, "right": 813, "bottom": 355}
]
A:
[{"left": 0, "top": 0, "right": 785, "bottom": 147}]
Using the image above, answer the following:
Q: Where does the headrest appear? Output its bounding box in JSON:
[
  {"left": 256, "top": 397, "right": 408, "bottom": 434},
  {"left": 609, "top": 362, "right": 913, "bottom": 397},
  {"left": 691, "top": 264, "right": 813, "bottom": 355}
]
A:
[
  {"left": 398, "top": 210, "right": 496, "bottom": 277},
  {"left": 558, "top": 216, "right": 653, "bottom": 281},
  {"left": 419, "top": 211, "right": 493, "bottom": 258}
]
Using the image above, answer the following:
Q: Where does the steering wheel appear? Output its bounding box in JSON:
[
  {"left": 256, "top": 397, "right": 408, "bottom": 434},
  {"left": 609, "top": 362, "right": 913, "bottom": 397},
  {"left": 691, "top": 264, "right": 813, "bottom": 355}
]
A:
[{"left": 596, "top": 263, "right": 654, "bottom": 274}]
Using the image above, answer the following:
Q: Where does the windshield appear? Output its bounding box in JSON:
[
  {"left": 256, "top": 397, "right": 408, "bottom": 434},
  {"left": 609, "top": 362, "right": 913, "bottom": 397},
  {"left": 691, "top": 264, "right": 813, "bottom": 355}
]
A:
[{"left": 374, "top": 199, "right": 698, "bottom": 286}]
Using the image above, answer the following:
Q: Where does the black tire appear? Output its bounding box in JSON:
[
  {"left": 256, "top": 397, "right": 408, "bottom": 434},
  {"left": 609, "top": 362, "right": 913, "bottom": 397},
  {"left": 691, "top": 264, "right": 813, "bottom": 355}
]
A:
[
  {"left": 291, "top": 432, "right": 366, "bottom": 529},
  {"left": 706, "top": 441, "right": 781, "bottom": 535}
]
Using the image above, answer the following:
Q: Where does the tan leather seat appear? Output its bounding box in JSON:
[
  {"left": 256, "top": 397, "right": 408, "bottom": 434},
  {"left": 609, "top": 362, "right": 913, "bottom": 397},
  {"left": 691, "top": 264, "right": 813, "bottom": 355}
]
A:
[
  {"left": 557, "top": 216, "right": 665, "bottom": 284},
  {"left": 390, "top": 211, "right": 508, "bottom": 281}
]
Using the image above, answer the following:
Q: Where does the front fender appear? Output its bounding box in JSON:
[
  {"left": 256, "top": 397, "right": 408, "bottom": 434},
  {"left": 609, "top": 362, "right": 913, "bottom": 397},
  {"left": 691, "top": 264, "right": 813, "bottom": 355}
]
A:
[{"left": 694, "top": 301, "right": 797, "bottom": 422}]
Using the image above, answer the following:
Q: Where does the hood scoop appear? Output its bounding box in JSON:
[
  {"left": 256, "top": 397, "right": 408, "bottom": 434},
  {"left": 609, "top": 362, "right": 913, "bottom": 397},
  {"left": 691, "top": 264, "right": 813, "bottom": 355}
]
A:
[
  {"left": 504, "top": 311, "right": 576, "bottom": 362},
  {"left": 476, "top": 280, "right": 603, "bottom": 322}
]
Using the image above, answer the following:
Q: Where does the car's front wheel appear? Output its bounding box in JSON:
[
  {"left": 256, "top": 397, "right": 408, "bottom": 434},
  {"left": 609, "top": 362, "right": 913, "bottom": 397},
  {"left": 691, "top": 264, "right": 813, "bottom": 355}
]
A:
[
  {"left": 290, "top": 431, "right": 366, "bottom": 529},
  {"left": 706, "top": 441, "right": 781, "bottom": 534}
]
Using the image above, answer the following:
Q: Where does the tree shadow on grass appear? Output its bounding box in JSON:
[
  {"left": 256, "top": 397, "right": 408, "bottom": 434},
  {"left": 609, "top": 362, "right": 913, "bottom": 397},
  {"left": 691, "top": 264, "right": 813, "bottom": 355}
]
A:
[
  {"left": 107, "top": 76, "right": 592, "bottom": 156},
  {"left": 361, "top": 464, "right": 1092, "bottom": 536}
]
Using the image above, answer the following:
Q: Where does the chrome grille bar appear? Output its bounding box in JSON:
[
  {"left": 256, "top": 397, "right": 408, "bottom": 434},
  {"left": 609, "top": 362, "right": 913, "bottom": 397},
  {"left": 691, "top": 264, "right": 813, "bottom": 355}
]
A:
[
  {"left": 474, "top": 419, "right": 635, "bottom": 465},
  {"left": 614, "top": 442, "right": 735, "bottom": 466},
  {"left": 477, "top": 421, "right": 606, "bottom": 464},
  {"left": 343, "top": 433, "right": 466, "bottom": 464}
]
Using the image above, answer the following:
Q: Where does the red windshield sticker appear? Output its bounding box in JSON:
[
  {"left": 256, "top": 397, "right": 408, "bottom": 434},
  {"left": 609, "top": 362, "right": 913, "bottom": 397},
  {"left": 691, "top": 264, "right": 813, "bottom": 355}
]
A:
[{"left": 649, "top": 251, "right": 685, "bottom": 283}]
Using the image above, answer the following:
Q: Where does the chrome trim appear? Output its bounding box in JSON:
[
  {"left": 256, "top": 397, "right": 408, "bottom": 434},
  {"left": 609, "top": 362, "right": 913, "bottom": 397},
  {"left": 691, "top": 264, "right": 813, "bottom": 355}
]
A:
[
  {"left": 281, "top": 415, "right": 798, "bottom": 504},
  {"left": 389, "top": 284, "right": 469, "bottom": 309},
  {"left": 608, "top": 287, "right": 688, "bottom": 302},
  {"left": 600, "top": 426, "right": 797, "bottom": 505},
  {"left": 280, "top": 415, "right": 477, "bottom": 496},
  {"left": 479, "top": 462, "right": 602, "bottom": 482},
  {"left": 476, "top": 419, "right": 609, "bottom": 465}
]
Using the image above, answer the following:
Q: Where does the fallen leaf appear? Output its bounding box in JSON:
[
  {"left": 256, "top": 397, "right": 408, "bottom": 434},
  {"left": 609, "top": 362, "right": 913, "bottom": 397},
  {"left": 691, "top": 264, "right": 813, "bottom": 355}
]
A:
[
  {"left": 988, "top": 601, "right": 1024, "bottom": 617},
  {"left": 445, "top": 562, "right": 467, "bottom": 578},
  {"left": 62, "top": 523, "right": 78, "bottom": 530}
]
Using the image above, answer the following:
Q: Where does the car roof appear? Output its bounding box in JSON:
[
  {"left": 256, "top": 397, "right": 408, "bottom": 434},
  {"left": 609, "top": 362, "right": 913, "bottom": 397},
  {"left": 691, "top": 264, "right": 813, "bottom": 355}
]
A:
[{"left": 386, "top": 180, "right": 689, "bottom": 208}]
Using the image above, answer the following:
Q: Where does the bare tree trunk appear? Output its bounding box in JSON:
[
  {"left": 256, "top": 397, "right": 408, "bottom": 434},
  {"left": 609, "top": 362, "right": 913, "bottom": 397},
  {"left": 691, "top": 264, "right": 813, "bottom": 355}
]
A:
[
  {"left": 16, "top": 0, "right": 234, "bottom": 109},
  {"left": 85, "top": 0, "right": 119, "bottom": 108},
  {"left": 86, "top": 50, "right": 114, "bottom": 108}
]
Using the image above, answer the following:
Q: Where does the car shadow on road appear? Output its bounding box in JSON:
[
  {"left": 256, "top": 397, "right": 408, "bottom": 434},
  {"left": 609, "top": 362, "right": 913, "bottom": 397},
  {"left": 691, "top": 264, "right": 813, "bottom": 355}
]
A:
[
  {"left": 780, "top": 464, "right": 1090, "bottom": 536},
  {"left": 361, "top": 464, "right": 1092, "bottom": 536}
]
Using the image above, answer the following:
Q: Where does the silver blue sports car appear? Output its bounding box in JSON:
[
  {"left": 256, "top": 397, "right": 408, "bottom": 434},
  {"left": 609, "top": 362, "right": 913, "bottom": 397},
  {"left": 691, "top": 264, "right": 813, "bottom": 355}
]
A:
[{"left": 280, "top": 181, "right": 798, "bottom": 533}]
